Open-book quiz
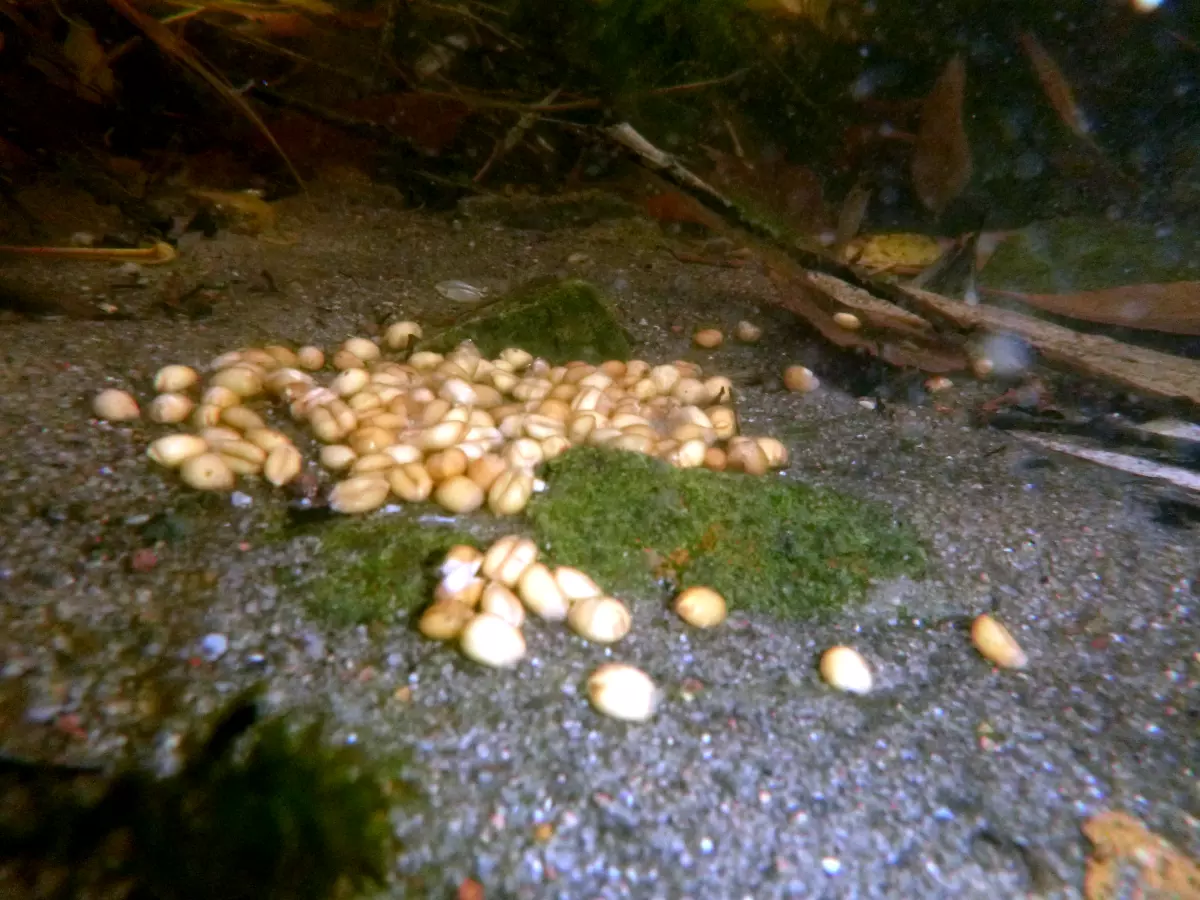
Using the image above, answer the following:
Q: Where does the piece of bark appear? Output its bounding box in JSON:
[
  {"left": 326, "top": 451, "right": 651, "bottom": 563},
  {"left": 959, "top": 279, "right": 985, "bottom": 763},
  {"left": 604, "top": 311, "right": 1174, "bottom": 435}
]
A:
[
  {"left": 984, "top": 282, "right": 1200, "bottom": 336},
  {"left": 895, "top": 283, "right": 1200, "bottom": 405},
  {"left": 765, "top": 265, "right": 968, "bottom": 373}
]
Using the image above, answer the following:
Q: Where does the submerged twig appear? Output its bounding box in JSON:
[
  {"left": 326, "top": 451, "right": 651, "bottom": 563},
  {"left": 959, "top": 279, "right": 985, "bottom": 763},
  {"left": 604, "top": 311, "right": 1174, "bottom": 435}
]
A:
[
  {"left": 0, "top": 242, "right": 177, "bottom": 264},
  {"left": 474, "top": 87, "right": 561, "bottom": 183},
  {"left": 1012, "top": 433, "right": 1200, "bottom": 493}
]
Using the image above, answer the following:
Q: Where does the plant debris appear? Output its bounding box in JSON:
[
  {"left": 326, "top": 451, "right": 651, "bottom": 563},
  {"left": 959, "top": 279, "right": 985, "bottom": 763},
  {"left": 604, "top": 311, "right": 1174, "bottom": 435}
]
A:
[{"left": 1082, "top": 810, "right": 1200, "bottom": 900}]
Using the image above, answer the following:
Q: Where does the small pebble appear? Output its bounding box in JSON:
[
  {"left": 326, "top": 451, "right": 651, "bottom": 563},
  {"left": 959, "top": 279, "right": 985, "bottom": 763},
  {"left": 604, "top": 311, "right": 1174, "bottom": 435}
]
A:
[
  {"left": 971, "top": 613, "right": 1028, "bottom": 669},
  {"left": 200, "top": 633, "right": 228, "bottom": 661},
  {"left": 783, "top": 365, "right": 819, "bottom": 394},
  {"left": 832, "top": 312, "right": 862, "bottom": 331},
  {"left": 734, "top": 320, "right": 762, "bottom": 343}
]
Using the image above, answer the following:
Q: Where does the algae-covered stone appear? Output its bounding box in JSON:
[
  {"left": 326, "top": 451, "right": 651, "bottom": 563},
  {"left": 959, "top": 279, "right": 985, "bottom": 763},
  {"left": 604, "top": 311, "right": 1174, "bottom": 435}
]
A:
[
  {"left": 420, "top": 277, "right": 631, "bottom": 364},
  {"left": 527, "top": 447, "right": 926, "bottom": 619},
  {"left": 981, "top": 216, "right": 1200, "bottom": 294},
  {"left": 285, "top": 515, "right": 479, "bottom": 627}
]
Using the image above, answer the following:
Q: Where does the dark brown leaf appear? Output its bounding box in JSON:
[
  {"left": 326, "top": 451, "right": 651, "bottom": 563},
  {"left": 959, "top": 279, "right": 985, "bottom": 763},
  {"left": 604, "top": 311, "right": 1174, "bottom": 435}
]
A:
[
  {"left": 1019, "top": 32, "right": 1091, "bottom": 141},
  {"left": 911, "top": 55, "right": 972, "bottom": 215}
]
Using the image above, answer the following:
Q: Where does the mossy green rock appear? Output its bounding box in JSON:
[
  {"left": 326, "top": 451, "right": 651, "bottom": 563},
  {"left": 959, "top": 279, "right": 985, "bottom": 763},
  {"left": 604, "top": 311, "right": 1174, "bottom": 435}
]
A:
[
  {"left": 421, "top": 278, "right": 631, "bottom": 363},
  {"left": 980, "top": 217, "right": 1200, "bottom": 294},
  {"left": 527, "top": 447, "right": 926, "bottom": 618}
]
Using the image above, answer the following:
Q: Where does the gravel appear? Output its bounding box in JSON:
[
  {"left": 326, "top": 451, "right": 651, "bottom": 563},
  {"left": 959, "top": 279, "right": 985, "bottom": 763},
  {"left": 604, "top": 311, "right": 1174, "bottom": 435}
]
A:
[{"left": 0, "top": 183, "right": 1195, "bottom": 898}]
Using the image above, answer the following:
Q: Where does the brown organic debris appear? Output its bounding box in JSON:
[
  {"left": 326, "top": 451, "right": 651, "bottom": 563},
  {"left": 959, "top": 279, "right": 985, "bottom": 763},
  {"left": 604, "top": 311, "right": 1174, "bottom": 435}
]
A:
[
  {"left": 1082, "top": 810, "right": 1200, "bottom": 900},
  {"left": 1020, "top": 32, "right": 1092, "bottom": 142},
  {"left": 911, "top": 55, "right": 972, "bottom": 215}
]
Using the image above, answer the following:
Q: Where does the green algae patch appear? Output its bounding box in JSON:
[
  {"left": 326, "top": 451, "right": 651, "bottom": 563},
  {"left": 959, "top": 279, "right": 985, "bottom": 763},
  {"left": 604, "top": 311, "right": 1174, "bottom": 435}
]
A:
[
  {"left": 284, "top": 514, "right": 479, "bottom": 627},
  {"left": 527, "top": 447, "right": 926, "bottom": 618},
  {"left": 421, "top": 277, "right": 631, "bottom": 363}
]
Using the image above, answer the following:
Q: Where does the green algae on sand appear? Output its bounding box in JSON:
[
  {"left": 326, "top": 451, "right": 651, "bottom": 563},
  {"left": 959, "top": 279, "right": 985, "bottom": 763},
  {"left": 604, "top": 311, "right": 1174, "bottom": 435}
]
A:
[
  {"left": 420, "top": 277, "right": 631, "bottom": 363},
  {"left": 527, "top": 447, "right": 927, "bottom": 618},
  {"left": 285, "top": 514, "right": 479, "bottom": 627},
  {"left": 285, "top": 446, "right": 925, "bottom": 626}
]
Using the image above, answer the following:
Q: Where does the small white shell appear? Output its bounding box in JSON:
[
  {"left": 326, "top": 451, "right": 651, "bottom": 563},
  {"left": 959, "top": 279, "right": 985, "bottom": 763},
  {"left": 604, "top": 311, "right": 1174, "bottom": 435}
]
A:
[
  {"left": 329, "top": 475, "right": 390, "bottom": 514},
  {"left": 440, "top": 545, "right": 483, "bottom": 582},
  {"left": 587, "top": 663, "right": 658, "bottom": 722},
  {"left": 819, "top": 646, "right": 873, "bottom": 695},
  {"left": 153, "top": 364, "right": 199, "bottom": 393},
  {"left": 179, "top": 452, "right": 235, "bottom": 491},
  {"left": 93, "top": 389, "right": 140, "bottom": 421},
  {"left": 517, "top": 562, "right": 570, "bottom": 621},
  {"left": 148, "top": 434, "right": 208, "bottom": 468},
  {"left": 148, "top": 393, "right": 194, "bottom": 424},
  {"left": 568, "top": 595, "right": 631, "bottom": 644},
  {"left": 673, "top": 586, "right": 727, "bottom": 629}
]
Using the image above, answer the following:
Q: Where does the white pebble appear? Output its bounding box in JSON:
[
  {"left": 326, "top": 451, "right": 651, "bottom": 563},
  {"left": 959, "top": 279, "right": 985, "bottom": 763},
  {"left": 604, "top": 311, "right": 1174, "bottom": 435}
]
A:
[{"left": 200, "top": 633, "right": 228, "bottom": 661}]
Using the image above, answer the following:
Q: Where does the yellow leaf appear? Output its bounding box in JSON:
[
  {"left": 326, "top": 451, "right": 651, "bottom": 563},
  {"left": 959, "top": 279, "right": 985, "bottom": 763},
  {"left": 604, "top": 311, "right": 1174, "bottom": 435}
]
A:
[{"left": 842, "top": 233, "right": 947, "bottom": 270}]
